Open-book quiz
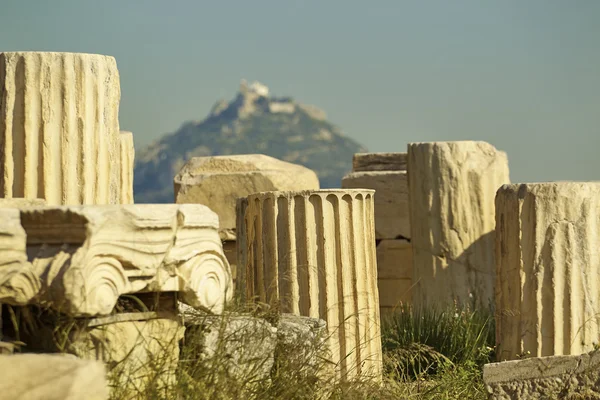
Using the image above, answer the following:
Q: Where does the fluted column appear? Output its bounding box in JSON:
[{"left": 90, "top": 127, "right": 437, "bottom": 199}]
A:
[
  {"left": 0, "top": 52, "right": 122, "bottom": 205},
  {"left": 408, "top": 141, "right": 510, "bottom": 309},
  {"left": 238, "top": 189, "right": 382, "bottom": 381},
  {"left": 118, "top": 131, "right": 134, "bottom": 204},
  {"left": 495, "top": 183, "right": 600, "bottom": 361}
]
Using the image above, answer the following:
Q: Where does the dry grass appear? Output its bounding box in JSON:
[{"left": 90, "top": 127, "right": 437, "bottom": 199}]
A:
[{"left": 1, "top": 299, "right": 494, "bottom": 399}]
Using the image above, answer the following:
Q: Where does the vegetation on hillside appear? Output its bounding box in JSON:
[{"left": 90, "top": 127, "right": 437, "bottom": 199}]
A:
[{"left": 134, "top": 93, "right": 366, "bottom": 203}]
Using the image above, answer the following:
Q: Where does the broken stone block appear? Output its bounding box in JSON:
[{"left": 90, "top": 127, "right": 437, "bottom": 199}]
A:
[
  {"left": 67, "top": 312, "right": 184, "bottom": 397},
  {"left": 183, "top": 313, "right": 278, "bottom": 381},
  {"left": 238, "top": 189, "right": 382, "bottom": 382},
  {"left": 408, "top": 141, "right": 510, "bottom": 309},
  {"left": 483, "top": 350, "right": 600, "bottom": 399},
  {"left": 342, "top": 170, "right": 410, "bottom": 240},
  {"left": 0, "top": 353, "right": 109, "bottom": 400},
  {"left": 352, "top": 152, "right": 407, "bottom": 172},
  {"left": 0, "top": 52, "right": 124, "bottom": 205},
  {"left": 0, "top": 204, "right": 233, "bottom": 316},
  {"left": 495, "top": 182, "right": 600, "bottom": 361},
  {"left": 179, "top": 311, "right": 331, "bottom": 385},
  {"left": 173, "top": 154, "right": 320, "bottom": 239},
  {"left": 275, "top": 314, "right": 333, "bottom": 381}
]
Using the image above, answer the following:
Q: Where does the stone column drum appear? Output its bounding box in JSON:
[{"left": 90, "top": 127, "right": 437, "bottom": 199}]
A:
[
  {"left": 408, "top": 141, "right": 510, "bottom": 309},
  {"left": 237, "top": 189, "right": 382, "bottom": 381},
  {"left": 0, "top": 52, "right": 126, "bottom": 205},
  {"left": 495, "top": 183, "right": 600, "bottom": 361}
]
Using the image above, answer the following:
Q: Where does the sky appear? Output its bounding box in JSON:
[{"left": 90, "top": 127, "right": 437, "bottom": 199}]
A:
[{"left": 1, "top": 0, "right": 599, "bottom": 183}]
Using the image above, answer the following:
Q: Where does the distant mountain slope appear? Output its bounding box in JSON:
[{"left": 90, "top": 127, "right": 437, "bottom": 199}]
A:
[{"left": 133, "top": 80, "right": 367, "bottom": 203}]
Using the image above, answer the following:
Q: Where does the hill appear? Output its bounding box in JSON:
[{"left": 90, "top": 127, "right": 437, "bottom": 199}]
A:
[{"left": 133, "top": 80, "right": 367, "bottom": 203}]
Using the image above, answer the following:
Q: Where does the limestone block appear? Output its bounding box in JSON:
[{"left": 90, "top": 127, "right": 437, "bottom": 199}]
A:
[
  {"left": 342, "top": 170, "right": 410, "bottom": 240},
  {"left": 183, "top": 313, "right": 278, "bottom": 381},
  {"left": 118, "top": 131, "right": 135, "bottom": 204},
  {"left": 67, "top": 312, "right": 184, "bottom": 397},
  {"left": 180, "top": 311, "right": 331, "bottom": 385},
  {"left": 0, "top": 204, "right": 233, "bottom": 316},
  {"left": 352, "top": 152, "right": 407, "bottom": 172},
  {"left": 376, "top": 239, "right": 413, "bottom": 311},
  {"left": 495, "top": 183, "right": 600, "bottom": 361},
  {"left": 377, "top": 239, "right": 412, "bottom": 280},
  {"left": 483, "top": 350, "right": 600, "bottom": 399},
  {"left": 408, "top": 141, "right": 510, "bottom": 309},
  {"left": 0, "top": 353, "right": 109, "bottom": 400},
  {"left": 238, "top": 189, "right": 382, "bottom": 381},
  {"left": 0, "top": 52, "right": 122, "bottom": 205},
  {"left": 0, "top": 208, "right": 40, "bottom": 304},
  {"left": 174, "top": 154, "right": 320, "bottom": 238},
  {"left": 275, "top": 314, "right": 333, "bottom": 381},
  {"left": 378, "top": 280, "right": 413, "bottom": 311}
]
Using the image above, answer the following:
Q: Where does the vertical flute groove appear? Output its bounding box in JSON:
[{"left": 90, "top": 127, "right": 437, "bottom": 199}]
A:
[{"left": 0, "top": 52, "right": 123, "bottom": 205}]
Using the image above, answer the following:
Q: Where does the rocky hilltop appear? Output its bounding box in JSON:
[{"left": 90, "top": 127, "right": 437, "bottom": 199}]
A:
[{"left": 134, "top": 81, "right": 367, "bottom": 203}]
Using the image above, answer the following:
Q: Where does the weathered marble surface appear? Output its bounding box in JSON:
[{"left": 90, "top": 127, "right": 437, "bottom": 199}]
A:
[
  {"left": 0, "top": 204, "right": 233, "bottom": 316},
  {"left": 0, "top": 52, "right": 125, "bottom": 205}
]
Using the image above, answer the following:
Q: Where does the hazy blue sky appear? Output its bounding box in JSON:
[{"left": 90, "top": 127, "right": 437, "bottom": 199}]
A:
[{"left": 1, "top": 1, "right": 599, "bottom": 183}]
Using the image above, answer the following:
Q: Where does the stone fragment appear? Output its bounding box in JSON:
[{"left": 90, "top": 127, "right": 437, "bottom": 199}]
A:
[
  {"left": 408, "top": 141, "right": 510, "bottom": 309},
  {"left": 183, "top": 313, "right": 278, "bottom": 381},
  {"left": 238, "top": 189, "right": 382, "bottom": 381},
  {"left": 0, "top": 52, "right": 124, "bottom": 205},
  {"left": 174, "top": 154, "right": 320, "bottom": 238},
  {"left": 0, "top": 208, "right": 40, "bottom": 304},
  {"left": 118, "top": 131, "right": 135, "bottom": 204},
  {"left": 275, "top": 314, "right": 333, "bottom": 381},
  {"left": 352, "top": 152, "right": 407, "bottom": 172},
  {"left": 0, "top": 204, "right": 233, "bottom": 316},
  {"left": 67, "top": 312, "right": 184, "bottom": 397},
  {"left": 0, "top": 353, "right": 109, "bottom": 400},
  {"left": 495, "top": 182, "right": 600, "bottom": 361},
  {"left": 342, "top": 170, "right": 410, "bottom": 240},
  {"left": 483, "top": 350, "right": 600, "bottom": 399}
]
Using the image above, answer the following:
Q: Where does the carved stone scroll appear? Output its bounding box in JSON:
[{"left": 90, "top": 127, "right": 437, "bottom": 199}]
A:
[
  {"left": 0, "top": 204, "right": 233, "bottom": 316},
  {"left": 0, "top": 208, "right": 40, "bottom": 304}
]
